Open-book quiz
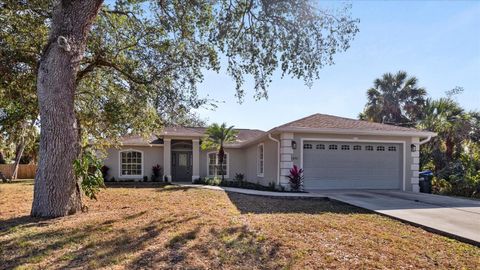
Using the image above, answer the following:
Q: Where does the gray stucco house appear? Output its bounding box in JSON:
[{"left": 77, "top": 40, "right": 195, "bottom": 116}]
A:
[{"left": 102, "top": 113, "right": 436, "bottom": 192}]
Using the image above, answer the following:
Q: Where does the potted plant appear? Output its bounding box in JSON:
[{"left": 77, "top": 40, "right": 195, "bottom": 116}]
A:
[
  {"left": 152, "top": 164, "right": 162, "bottom": 182},
  {"left": 100, "top": 165, "right": 109, "bottom": 181}
]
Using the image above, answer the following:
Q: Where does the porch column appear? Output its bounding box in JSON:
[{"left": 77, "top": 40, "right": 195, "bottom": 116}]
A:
[
  {"left": 279, "top": 132, "right": 294, "bottom": 188},
  {"left": 410, "top": 137, "right": 420, "bottom": 192},
  {"left": 192, "top": 139, "right": 200, "bottom": 182},
  {"left": 163, "top": 138, "right": 171, "bottom": 182}
]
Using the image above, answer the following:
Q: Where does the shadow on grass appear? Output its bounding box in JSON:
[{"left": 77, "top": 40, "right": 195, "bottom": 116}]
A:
[
  {"left": 0, "top": 216, "right": 50, "bottom": 236},
  {"left": 128, "top": 225, "right": 283, "bottom": 269},
  {"left": 0, "top": 211, "right": 201, "bottom": 269},
  {"left": 226, "top": 192, "right": 369, "bottom": 215}
]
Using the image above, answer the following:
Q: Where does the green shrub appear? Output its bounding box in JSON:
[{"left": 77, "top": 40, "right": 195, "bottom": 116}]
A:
[
  {"left": 234, "top": 173, "right": 244, "bottom": 182},
  {"left": 73, "top": 150, "right": 105, "bottom": 200},
  {"left": 431, "top": 177, "right": 452, "bottom": 195},
  {"left": 194, "top": 176, "right": 297, "bottom": 192},
  {"left": 268, "top": 182, "right": 276, "bottom": 190},
  {"left": 196, "top": 177, "right": 222, "bottom": 186}
]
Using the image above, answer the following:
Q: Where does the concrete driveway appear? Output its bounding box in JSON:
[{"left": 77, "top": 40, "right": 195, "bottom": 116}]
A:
[{"left": 311, "top": 190, "right": 480, "bottom": 246}]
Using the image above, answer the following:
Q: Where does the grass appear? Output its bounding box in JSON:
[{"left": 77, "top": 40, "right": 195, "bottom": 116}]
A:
[{"left": 0, "top": 180, "right": 479, "bottom": 269}]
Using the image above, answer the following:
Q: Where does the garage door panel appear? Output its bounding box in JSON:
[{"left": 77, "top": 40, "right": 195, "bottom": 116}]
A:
[
  {"left": 304, "top": 179, "right": 400, "bottom": 190},
  {"left": 303, "top": 141, "right": 402, "bottom": 190}
]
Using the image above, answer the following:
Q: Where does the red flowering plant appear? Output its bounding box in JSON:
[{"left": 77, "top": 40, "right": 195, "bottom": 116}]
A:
[{"left": 287, "top": 165, "right": 304, "bottom": 191}]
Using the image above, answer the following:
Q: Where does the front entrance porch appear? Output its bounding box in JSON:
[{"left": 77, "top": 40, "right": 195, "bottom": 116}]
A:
[{"left": 163, "top": 138, "right": 200, "bottom": 182}]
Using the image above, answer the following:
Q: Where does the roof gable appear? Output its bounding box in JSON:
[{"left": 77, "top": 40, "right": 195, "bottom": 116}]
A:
[{"left": 274, "top": 113, "right": 432, "bottom": 134}]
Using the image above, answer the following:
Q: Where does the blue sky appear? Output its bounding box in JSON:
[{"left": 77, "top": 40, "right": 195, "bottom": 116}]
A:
[{"left": 195, "top": 1, "right": 480, "bottom": 130}]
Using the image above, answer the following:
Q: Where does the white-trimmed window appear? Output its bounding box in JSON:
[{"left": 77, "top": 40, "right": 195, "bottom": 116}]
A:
[
  {"left": 365, "top": 145, "right": 374, "bottom": 151},
  {"left": 207, "top": 152, "right": 229, "bottom": 177},
  {"left": 120, "top": 150, "right": 143, "bottom": 177},
  {"left": 341, "top": 145, "right": 350, "bottom": 150},
  {"left": 353, "top": 145, "right": 362, "bottom": 151},
  {"left": 377, "top": 146, "right": 385, "bottom": 151},
  {"left": 257, "top": 143, "right": 264, "bottom": 177},
  {"left": 316, "top": 144, "right": 325, "bottom": 150},
  {"left": 303, "top": 143, "right": 312, "bottom": 149},
  {"left": 388, "top": 146, "right": 397, "bottom": 152},
  {"left": 329, "top": 144, "right": 338, "bottom": 150}
]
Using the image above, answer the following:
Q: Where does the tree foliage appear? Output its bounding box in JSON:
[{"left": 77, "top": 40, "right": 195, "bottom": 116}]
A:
[
  {"left": 419, "top": 96, "right": 472, "bottom": 162},
  {"left": 1, "top": 0, "right": 359, "bottom": 146},
  {"left": 73, "top": 149, "right": 105, "bottom": 201},
  {"left": 2, "top": 0, "right": 359, "bottom": 212},
  {"left": 418, "top": 91, "right": 480, "bottom": 198},
  {"left": 359, "top": 71, "right": 427, "bottom": 127},
  {"left": 0, "top": 1, "right": 46, "bottom": 166},
  {"left": 359, "top": 75, "right": 479, "bottom": 197}
]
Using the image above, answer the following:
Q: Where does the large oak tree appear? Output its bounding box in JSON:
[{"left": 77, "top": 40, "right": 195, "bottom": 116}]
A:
[{"left": 3, "top": 0, "right": 359, "bottom": 217}]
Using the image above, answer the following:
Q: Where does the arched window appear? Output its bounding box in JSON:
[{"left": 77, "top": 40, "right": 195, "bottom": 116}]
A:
[
  {"left": 119, "top": 150, "right": 143, "bottom": 177},
  {"left": 207, "top": 152, "right": 229, "bottom": 177}
]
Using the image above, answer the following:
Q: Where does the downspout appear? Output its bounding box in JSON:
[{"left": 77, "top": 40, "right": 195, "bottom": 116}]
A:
[
  {"left": 419, "top": 136, "right": 432, "bottom": 145},
  {"left": 268, "top": 133, "right": 280, "bottom": 186}
]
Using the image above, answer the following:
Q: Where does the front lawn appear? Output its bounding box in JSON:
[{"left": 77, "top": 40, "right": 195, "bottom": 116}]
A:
[{"left": 0, "top": 181, "right": 478, "bottom": 269}]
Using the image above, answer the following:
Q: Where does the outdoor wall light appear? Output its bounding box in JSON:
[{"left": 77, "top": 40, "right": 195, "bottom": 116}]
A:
[
  {"left": 411, "top": 144, "right": 417, "bottom": 152},
  {"left": 291, "top": 140, "right": 297, "bottom": 149}
]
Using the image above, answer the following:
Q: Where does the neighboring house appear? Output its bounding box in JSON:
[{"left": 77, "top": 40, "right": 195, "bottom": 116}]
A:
[{"left": 102, "top": 113, "right": 436, "bottom": 192}]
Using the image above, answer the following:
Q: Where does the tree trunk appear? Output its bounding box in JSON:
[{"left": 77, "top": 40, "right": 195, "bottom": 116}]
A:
[
  {"left": 0, "top": 151, "right": 5, "bottom": 164},
  {"left": 445, "top": 138, "right": 454, "bottom": 162},
  {"left": 31, "top": 0, "right": 103, "bottom": 218},
  {"left": 12, "top": 119, "right": 36, "bottom": 179},
  {"left": 11, "top": 142, "right": 26, "bottom": 180},
  {"left": 218, "top": 146, "right": 225, "bottom": 181}
]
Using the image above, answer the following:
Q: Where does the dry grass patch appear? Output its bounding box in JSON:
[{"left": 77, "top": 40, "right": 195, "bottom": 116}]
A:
[{"left": 0, "top": 181, "right": 478, "bottom": 269}]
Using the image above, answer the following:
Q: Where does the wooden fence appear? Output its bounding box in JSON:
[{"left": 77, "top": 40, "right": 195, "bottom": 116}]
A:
[{"left": 0, "top": 164, "right": 37, "bottom": 179}]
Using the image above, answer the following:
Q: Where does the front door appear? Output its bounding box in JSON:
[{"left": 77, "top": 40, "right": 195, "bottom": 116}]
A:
[{"left": 172, "top": 151, "right": 192, "bottom": 181}]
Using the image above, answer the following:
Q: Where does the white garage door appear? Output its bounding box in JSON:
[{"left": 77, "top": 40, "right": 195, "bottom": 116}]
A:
[{"left": 302, "top": 141, "right": 403, "bottom": 190}]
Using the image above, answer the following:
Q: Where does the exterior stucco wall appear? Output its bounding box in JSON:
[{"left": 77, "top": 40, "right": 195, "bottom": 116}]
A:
[
  {"left": 101, "top": 131, "right": 421, "bottom": 191},
  {"left": 291, "top": 133, "right": 418, "bottom": 191},
  {"left": 198, "top": 138, "right": 279, "bottom": 187},
  {"left": 244, "top": 138, "right": 278, "bottom": 186},
  {"left": 102, "top": 146, "right": 164, "bottom": 181}
]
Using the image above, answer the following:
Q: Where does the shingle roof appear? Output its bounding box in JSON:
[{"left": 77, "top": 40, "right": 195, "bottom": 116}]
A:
[
  {"left": 119, "top": 127, "right": 265, "bottom": 147},
  {"left": 118, "top": 113, "right": 434, "bottom": 146},
  {"left": 161, "top": 127, "right": 265, "bottom": 147},
  {"left": 274, "top": 113, "right": 433, "bottom": 134},
  {"left": 119, "top": 135, "right": 162, "bottom": 145}
]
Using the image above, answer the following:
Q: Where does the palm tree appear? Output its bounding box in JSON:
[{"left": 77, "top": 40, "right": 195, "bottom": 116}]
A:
[
  {"left": 419, "top": 97, "right": 472, "bottom": 163},
  {"left": 201, "top": 123, "right": 238, "bottom": 181},
  {"left": 361, "top": 71, "right": 427, "bottom": 127}
]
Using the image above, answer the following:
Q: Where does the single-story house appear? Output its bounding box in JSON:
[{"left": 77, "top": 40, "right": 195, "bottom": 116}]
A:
[{"left": 102, "top": 113, "right": 436, "bottom": 192}]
